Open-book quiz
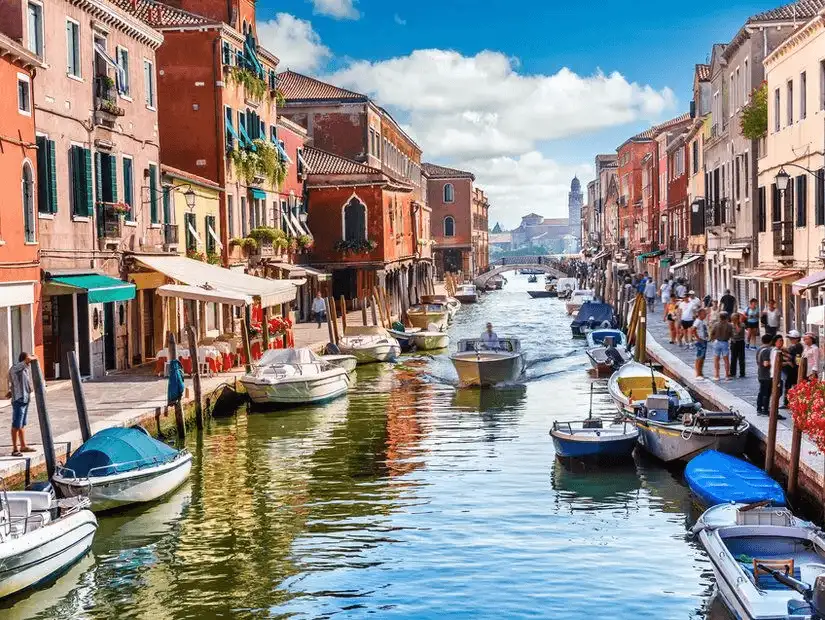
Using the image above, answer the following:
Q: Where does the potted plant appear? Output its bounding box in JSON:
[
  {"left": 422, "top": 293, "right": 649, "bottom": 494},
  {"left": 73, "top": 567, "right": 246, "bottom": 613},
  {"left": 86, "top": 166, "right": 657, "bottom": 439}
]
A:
[
  {"left": 186, "top": 248, "right": 206, "bottom": 262},
  {"left": 788, "top": 379, "right": 825, "bottom": 452},
  {"left": 297, "top": 234, "right": 314, "bottom": 251},
  {"left": 334, "top": 239, "right": 377, "bottom": 255}
]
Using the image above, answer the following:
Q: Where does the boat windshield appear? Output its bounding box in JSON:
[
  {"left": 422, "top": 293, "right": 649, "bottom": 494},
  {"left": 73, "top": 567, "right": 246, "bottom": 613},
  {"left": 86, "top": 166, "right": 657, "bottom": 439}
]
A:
[
  {"left": 257, "top": 348, "right": 321, "bottom": 366},
  {"left": 458, "top": 338, "right": 518, "bottom": 353}
]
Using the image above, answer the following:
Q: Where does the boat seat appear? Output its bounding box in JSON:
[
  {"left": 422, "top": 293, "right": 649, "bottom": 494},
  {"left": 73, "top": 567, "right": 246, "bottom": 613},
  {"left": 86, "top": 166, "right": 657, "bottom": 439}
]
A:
[
  {"left": 750, "top": 559, "right": 799, "bottom": 590},
  {"left": 8, "top": 491, "right": 52, "bottom": 512},
  {"left": 5, "top": 497, "right": 31, "bottom": 519}
]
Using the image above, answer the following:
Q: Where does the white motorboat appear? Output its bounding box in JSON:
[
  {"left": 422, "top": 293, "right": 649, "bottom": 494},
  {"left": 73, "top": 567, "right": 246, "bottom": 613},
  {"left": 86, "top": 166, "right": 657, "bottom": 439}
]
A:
[
  {"left": 694, "top": 503, "right": 825, "bottom": 620},
  {"left": 337, "top": 326, "right": 401, "bottom": 364},
  {"left": 606, "top": 361, "right": 693, "bottom": 414},
  {"left": 241, "top": 348, "right": 352, "bottom": 405},
  {"left": 566, "top": 289, "right": 595, "bottom": 315},
  {"left": 407, "top": 304, "right": 449, "bottom": 331},
  {"left": 409, "top": 331, "right": 450, "bottom": 351},
  {"left": 321, "top": 354, "right": 358, "bottom": 373},
  {"left": 52, "top": 427, "right": 192, "bottom": 512},
  {"left": 450, "top": 337, "right": 526, "bottom": 386},
  {"left": 585, "top": 328, "right": 631, "bottom": 375},
  {"left": 453, "top": 284, "right": 479, "bottom": 304},
  {"left": 422, "top": 294, "right": 461, "bottom": 321},
  {"left": 0, "top": 489, "right": 97, "bottom": 600},
  {"left": 556, "top": 278, "right": 578, "bottom": 299}
]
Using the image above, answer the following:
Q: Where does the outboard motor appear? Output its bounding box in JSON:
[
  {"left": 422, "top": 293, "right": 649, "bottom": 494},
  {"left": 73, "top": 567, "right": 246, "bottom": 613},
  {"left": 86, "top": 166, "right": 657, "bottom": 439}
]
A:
[
  {"left": 811, "top": 574, "right": 825, "bottom": 619},
  {"left": 324, "top": 342, "right": 341, "bottom": 355}
]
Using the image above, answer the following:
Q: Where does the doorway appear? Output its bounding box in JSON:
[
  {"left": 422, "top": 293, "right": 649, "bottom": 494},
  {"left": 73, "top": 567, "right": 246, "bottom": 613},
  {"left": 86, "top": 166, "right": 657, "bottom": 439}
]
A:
[
  {"left": 104, "top": 302, "right": 116, "bottom": 371},
  {"left": 444, "top": 249, "right": 462, "bottom": 273}
]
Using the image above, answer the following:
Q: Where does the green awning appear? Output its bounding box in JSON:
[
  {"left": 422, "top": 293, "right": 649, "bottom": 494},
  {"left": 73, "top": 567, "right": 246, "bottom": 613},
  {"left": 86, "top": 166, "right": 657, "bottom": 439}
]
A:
[
  {"left": 638, "top": 249, "right": 665, "bottom": 259},
  {"left": 250, "top": 188, "right": 267, "bottom": 200},
  {"left": 50, "top": 274, "right": 136, "bottom": 303},
  {"left": 660, "top": 258, "right": 672, "bottom": 267}
]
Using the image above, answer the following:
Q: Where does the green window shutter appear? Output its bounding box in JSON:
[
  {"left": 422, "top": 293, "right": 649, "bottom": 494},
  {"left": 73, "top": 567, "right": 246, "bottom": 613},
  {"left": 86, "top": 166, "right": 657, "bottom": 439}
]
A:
[
  {"left": 47, "top": 140, "right": 57, "bottom": 213},
  {"left": 108, "top": 154, "right": 118, "bottom": 203},
  {"left": 162, "top": 186, "right": 171, "bottom": 223},
  {"left": 94, "top": 151, "right": 103, "bottom": 207},
  {"left": 70, "top": 146, "right": 80, "bottom": 215},
  {"left": 83, "top": 148, "right": 94, "bottom": 216},
  {"left": 149, "top": 163, "right": 158, "bottom": 223},
  {"left": 205, "top": 215, "right": 213, "bottom": 254},
  {"left": 123, "top": 158, "right": 133, "bottom": 221},
  {"left": 36, "top": 136, "right": 48, "bottom": 213}
]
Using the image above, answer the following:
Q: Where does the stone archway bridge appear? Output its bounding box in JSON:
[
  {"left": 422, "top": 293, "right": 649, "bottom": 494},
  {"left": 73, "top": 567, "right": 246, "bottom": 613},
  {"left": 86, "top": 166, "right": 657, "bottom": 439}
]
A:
[{"left": 474, "top": 256, "right": 569, "bottom": 288}]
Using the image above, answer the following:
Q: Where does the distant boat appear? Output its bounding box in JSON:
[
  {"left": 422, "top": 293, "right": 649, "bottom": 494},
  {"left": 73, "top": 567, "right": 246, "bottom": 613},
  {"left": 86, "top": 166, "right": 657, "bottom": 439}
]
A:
[
  {"left": 450, "top": 337, "right": 525, "bottom": 386},
  {"left": 52, "top": 427, "right": 192, "bottom": 512},
  {"left": 685, "top": 450, "right": 786, "bottom": 507},
  {"left": 566, "top": 290, "right": 595, "bottom": 316},
  {"left": 453, "top": 284, "right": 479, "bottom": 304},
  {"left": 337, "top": 326, "right": 401, "bottom": 364},
  {"left": 527, "top": 275, "right": 538, "bottom": 283},
  {"left": 421, "top": 294, "right": 461, "bottom": 321},
  {"left": 527, "top": 290, "right": 557, "bottom": 299},
  {"left": 585, "top": 329, "right": 631, "bottom": 375}
]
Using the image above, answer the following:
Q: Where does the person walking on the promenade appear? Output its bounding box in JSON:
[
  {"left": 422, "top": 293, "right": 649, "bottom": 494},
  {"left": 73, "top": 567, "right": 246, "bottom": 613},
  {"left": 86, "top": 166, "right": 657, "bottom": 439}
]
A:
[
  {"left": 693, "top": 308, "right": 709, "bottom": 380},
  {"left": 770, "top": 335, "right": 788, "bottom": 417},
  {"left": 710, "top": 311, "right": 732, "bottom": 382},
  {"left": 784, "top": 330, "right": 804, "bottom": 406},
  {"left": 745, "top": 298, "right": 760, "bottom": 350},
  {"left": 311, "top": 291, "right": 327, "bottom": 328},
  {"left": 666, "top": 298, "right": 678, "bottom": 344},
  {"left": 762, "top": 300, "right": 781, "bottom": 338},
  {"left": 644, "top": 277, "right": 656, "bottom": 312},
  {"left": 756, "top": 334, "right": 774, "bottom": 416},
  {"left": 729, "top": 313, "right": 746, "bottom": 378},
  {"left": 678, "top": 292, "right": 700, "bottom": 347},
  {"left": 720, "top": 289, "right": 736, "bottom": 315},
  {"left": 6, "top": 352, "right": 36, "bottom": 457},
  {"left": 803, "top": 332, "right": 821, "bottom": 380},
  {"left": 660, "top": 279, "right": 672, "bottom": 321},
  {"left": 675, "top": 279, "right": 687, "bottom": 299}
]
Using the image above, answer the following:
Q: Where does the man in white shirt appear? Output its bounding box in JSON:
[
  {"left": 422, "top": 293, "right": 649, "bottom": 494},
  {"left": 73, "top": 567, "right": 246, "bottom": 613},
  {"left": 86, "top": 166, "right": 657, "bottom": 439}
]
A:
[
  {"left": 678, "top": 293, "right": 699, "bottom": 346},
  {"left": 480, "top": 323, "right": 499, "bottom": 349},
  {"left": 675, "top": 281, "right": 687, "bottom": 299},
  {"left": 311, "top": 292, "right": 327, "bottom": 328}
]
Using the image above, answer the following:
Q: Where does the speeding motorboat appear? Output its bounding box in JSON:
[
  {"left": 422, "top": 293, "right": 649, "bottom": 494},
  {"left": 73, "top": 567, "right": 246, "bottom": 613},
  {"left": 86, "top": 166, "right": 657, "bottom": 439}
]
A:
[
  {"left": 450, "top": 337, "right": 525, "bottom": 386},
  {"left": 694, "top": 503, "right": 825, "bottom": 620},
  {"left": 566, "top": 290, "right": 595, "bottom": 316},
  {"left": 240, "top": 348, "right": 351, "bottom": 405},
  {"left": 585, "top": 329, "right": 631, "bottom": 375},
  {"left": 52, "top": 427, "right": 192, "bottom": 512},
  {"left": 453, "top": 284, "right": 479, "bottom": 304},
  {"left": 0, "top": 488, "right": 97, "bottom": 600},
  {"left": 337, "top": 326, "right": 401, "bottom": 364},
  {"left": 407, "top": 304, "right": 449, "bottom": 331}
]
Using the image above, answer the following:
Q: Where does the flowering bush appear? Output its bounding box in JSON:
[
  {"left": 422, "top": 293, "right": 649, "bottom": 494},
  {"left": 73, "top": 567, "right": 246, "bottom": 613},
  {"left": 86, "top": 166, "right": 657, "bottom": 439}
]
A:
[
  {"left": 269, "top": 315, "right": 293, "bottom": 335},
  {"left": 297, "top": 234, "right": 314, "bottom": 249},
  {"left": 206, "top": 252, "right": 222, "bottom": 265},
  {"left": 186, "top": 249, "right": 206, "bottom": 262},
  {"left": 788, "top": 378, "right": 825, "bottom": 452},
  {"left": 334, "top": 239, "right": 377, "bottom": 254}
]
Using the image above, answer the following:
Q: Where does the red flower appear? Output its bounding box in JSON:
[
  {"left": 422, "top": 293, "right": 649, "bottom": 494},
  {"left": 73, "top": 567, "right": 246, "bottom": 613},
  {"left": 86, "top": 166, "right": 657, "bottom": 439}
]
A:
[{"left": 789, "top": 379, "right": 825, "bottom": 454}]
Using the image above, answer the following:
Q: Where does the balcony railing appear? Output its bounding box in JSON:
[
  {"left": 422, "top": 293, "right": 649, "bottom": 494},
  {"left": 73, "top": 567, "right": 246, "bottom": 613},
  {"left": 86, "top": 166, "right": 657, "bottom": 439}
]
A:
[
  {"left": 94, "top": 76, "right": 125, "bottom": 119},
  {"left": 163, "top": 223, "right": 179, "bottom": 247},
  {"left": 96, "top": 203, "right": 122, "bottom": 241},
  {"left": 772, "top": 221, "right": 794, "bottom": 257},
  {"left": 704, "top": 199, "right": 733, "bottom": 227}
]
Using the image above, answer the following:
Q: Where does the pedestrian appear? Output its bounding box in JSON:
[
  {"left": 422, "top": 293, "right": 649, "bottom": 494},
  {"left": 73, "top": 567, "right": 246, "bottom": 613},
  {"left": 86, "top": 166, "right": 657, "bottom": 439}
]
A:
[
  {"left": 720, "top": 289, "right": 736, "bottom": 315},
  {"left": 784, "top": 330, "right": 804, "bottom": 406},
  {"left": 756, "top": 334, "right": 774, "bottom": 416},
  {"left": 708, "top": 300, "right": 721, "bottom": 331},
  {"left": 678, "top": 294, "right": 697, "bottom": 346},
  {"left": 666, "top": 298, "right": 678, "bottom": 344},
  {"left": 6, "top": 352, "right": 36, "bottom": 457},
  {"left": 311, "top": 291, "right": 327, "bottom": 328},
  {"left": 762, "top": 299, "right": 781, "bottom": 338},
  {"left": 644, "top": 277, "right": 656, "bottom": 312},
  {"left": 729, "top": 313, "right": 746, "bottom": 378},
  {"left": 693, "top": 308, "right": 709, "bottom": 380},
  {"left": 660, "top": 278, "right": 672, "bottom": 321},
  {"left": 803, "top": 332, "right": 821, "bottom": 379},
  {"left": 710, "top": 311, "right": 732, "bottom": 382},
  {"left": 745, "top": 298, "right": 760, "bottom": 350},
  {"left": 675, "top": 279, "right": 687, "bottom": 299}
]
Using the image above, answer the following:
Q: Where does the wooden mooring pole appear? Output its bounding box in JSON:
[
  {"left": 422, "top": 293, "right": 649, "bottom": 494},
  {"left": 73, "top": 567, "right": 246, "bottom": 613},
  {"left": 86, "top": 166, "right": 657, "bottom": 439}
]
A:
[
  {"left": 328, "top": 297, "right": 341, "bottom": 343},
  {"left": 186, "top": 324, "right": 204, "bottom": 430},
  {"left": 241, "top": 308, "right": 253, "bottom": 372},
  {"left": 371, "top": 295, "right": 380, "bottom": 326},
  {"left": 787, "top": 357, "right": 808, "bottom": 498},
  {"left": 764, "top": 352, "right": 784, "bottom": 474},
  {"left": 30, "top": 359, "right": 57, "bottom": 478},
  {"left": 324, "top": 297, "right": 335, "bottom": 344},
  {"left": 166, "top": 330, "right": 186, "bottom": 440},
  {"left": 339, "top": 295, "right": 348, "bottom": 333},
  {"left": 67, "top": 350, "right": 92, "bottom": 443},
  {"left": 361, "top": 297, "right": 368, "bottom": 326}
]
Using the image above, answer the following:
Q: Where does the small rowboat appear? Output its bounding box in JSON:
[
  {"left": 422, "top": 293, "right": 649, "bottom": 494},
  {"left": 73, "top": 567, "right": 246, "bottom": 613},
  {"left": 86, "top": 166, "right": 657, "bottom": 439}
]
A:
[
  {"left": 550, "top": 419, "right": 638, "bottom": 460},
  {"left": 685, "top": 450, "right": 786, "bottom": 507}
]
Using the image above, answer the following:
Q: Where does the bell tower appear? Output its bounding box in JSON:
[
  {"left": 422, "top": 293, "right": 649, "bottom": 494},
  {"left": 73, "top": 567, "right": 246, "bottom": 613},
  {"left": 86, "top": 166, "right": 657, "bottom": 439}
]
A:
[{"left": 568, "top": 176, "right": 583, "bottom": 251}]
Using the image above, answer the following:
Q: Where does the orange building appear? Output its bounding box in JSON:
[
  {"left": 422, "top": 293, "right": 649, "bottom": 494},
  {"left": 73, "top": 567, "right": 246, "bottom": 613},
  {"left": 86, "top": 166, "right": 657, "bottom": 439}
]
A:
[{"left": 0, "top": 33, "right": 42, "bottom": 389}]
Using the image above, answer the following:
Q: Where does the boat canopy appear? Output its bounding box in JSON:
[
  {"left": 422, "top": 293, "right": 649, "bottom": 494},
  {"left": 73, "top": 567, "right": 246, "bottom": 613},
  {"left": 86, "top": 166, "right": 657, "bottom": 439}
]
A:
[
  {"left": 573, "top": 302, "right": 615, "bottom": 326},
  {"left": 588, "top": 329, "right": 625, "bottom": 346},
  {"left": 257, "top": 347, "right": 322, "bottom": 366},
  {"left": 63, "top": 427, "right": 179, "bottom": 478}
]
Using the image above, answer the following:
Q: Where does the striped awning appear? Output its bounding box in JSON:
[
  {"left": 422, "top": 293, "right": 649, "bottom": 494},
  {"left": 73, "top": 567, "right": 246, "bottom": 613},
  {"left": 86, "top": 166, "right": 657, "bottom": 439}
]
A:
[{"left": 733, "top": 269, "right": 802, "bottom": 283}]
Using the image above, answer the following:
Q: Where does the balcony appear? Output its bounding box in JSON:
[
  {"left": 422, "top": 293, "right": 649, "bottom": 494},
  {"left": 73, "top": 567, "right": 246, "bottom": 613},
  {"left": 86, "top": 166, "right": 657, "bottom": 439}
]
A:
[
  {"left": 94, "top": 75, "right": 125, "bottom": 127},
  {"left": 668, "top": 235, "right": 687, "bottom": 253},
  {"left": 96, "top": 203, "right": 122, "bottom": 248},
  {"left": 163, "top": 223, "right": 179, "bottom": 250},
  {"left": 704, "top": 199, "right": 734, "bottom": 228},
  {"left": 772, "top": 221, "right": 794, "bottom": 257}
]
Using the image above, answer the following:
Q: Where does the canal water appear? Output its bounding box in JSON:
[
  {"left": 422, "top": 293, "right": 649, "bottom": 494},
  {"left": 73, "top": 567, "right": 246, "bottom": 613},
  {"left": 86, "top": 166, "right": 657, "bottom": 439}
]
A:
[{"left": 5, "top": 274, "right": 733, "bottom": 619}]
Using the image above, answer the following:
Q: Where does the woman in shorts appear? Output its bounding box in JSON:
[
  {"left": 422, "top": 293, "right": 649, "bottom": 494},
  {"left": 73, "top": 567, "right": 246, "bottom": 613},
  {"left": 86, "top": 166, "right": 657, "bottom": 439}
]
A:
[{"left": 744, "top": 298, "right": 760, "bottom": 350}]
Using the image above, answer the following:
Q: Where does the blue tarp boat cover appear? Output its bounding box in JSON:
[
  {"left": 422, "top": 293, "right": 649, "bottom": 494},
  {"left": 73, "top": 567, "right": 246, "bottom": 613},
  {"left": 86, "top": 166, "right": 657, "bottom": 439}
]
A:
[
  {"left": 572, "top": 302, "right": 616, "bottom": 332},
  {"left": 589, "top": 329, "right": 625, "bottom": 346},
  {"left": 685, "top": 450, "right": 786, "bottom": 507},
  {"left": 63, "top": 427, "right": 179, "bottom": 478}
]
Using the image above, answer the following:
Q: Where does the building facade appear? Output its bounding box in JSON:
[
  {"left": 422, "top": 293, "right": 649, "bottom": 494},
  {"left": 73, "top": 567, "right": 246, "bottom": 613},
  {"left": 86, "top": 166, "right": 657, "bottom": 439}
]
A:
[
  {"left": 423, "top": 163, "right": 477, "bottom": 277},
  {"left": 472, "top": 186, "right": 490, "bottom": 274}
]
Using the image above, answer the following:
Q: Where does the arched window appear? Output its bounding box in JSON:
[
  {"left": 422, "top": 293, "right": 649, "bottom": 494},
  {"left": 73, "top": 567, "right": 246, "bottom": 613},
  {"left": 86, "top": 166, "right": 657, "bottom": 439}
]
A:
[
  {"left": 343, "top": 197, "right": 367, "bottom": 241},
  {"left": 444, "top": 183, "right": 454, "bottom": 203},
  {"left": 444, "top": 216, "right": 455, "bottom": 237},
  {"left": 22, "top": 162, "right": 35, "bottom": 243}
]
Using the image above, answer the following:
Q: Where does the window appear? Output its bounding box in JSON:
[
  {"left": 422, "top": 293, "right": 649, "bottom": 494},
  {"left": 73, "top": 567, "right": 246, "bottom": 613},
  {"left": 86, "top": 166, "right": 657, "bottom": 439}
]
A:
[
  {"left": 240, "top": 196, "right": 247, "bottom": 236},
  {"left": 771, "top": 183, "right": 780, "bottom": 222},
  {"left": 17, "top": 75, "right": 31, "bottom": 115},
  {"left": 205, "top": 215, "right": 217, "bottom": 255},
  {"left": 122, "top": 157, "right": 134, "bottom": 221},
  {"left": 222, "top": 41, "right": 231, "bottom": 65},
  {"left": 343, "top": 197, "right": 367, "bottom": 241},
  {"left": 743, "top": 59, "right": 749, "bottom": 103},
  {"left": 796, "top": 175, "right": 807, "bottom": 228},
  {"left": 184, "top": 212, "right": 197, "bottom": 252},
  {"left": 148, "top": 163, "right": 158, "bottom": 223},
  {"left": 144, "top": 59, "right": 155, "bottom": 108},
  {"left": 774, "top": 88, "right": 781, "bottom": 132},
  {"left": 22, "top": 162, "right": 35, "bottom": 242},
  {"left": 69, "top": 145, "right": 94, "bottom": 216},
  {"left": 162, "top": 185, "right": 171, "bottom": 224},
  {"left": 801, "top": 72, "right": 807, "bottom": 120},
  {"left": 444, "top": 183, "right": 455, "bottom": 203},
  {"left": 27, "top": 2, "right": 43, "bottom": 57},
  {"left": 227, "top": 194, "right": 235, "bottom": 237},
  {"left": 692, "top": 140, "right": 699, "bottom": 174},
  {"left": 817, "top": 169, "right": 825, "bottom": 226},
  {"left": 66, "top": 19, "right": 80, "bottom": 77},
  {"left": 443, "top": 216, "right": 455, "bottom": 237},
  {"left": 36, "top": 136, "right": 57, "bottom": 214},
  {"left": 225, "top": 106, "right": 235, "bottom": 149},
  {"left": 758, "top": 186, "right": 766, "bottom": 232},
  {"left": 787, "top": 80, "right": 794, "bottom": 126},
  {"left": 117, "top": 47, "right": 130, "bottom": 96}
]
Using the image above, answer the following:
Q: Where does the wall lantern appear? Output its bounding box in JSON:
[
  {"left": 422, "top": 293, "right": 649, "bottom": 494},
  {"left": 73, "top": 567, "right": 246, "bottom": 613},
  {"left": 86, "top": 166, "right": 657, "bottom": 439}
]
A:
[
  {"left": 184, "top": 188, "right": 196, "bottom": 211},
  {"left": 775, "top": 168, "right": 791, "bottom": 193}
]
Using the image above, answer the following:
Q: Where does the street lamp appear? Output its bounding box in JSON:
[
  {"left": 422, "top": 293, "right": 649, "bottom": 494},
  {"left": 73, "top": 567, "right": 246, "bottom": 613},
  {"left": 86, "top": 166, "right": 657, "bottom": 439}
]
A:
[
  {"left": 775, "top": 167, "right": 791, "bottom": 193},
  {"left": 184, "top": 188, "right": 196, "bottom": 211}
]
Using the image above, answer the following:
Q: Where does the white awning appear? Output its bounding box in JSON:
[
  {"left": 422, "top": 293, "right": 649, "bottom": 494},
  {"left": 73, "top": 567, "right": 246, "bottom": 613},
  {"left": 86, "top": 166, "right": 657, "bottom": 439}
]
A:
[
  {"left": 0, "top": 281, "right": 35, "bottom": 308},
  {"left": 808, "top": 305, "right": 825, "bottom": 326},
  {"left": 187, "top": 221, "right": 203, "bottom": 246},
  {"left": 157, "top": 284, "right": 251, "bottom": 307},
  {"left": 670, "top": 254, "right": 703, "bottom": 271},
  {"left": 207, "top": 222, "right": 223, "bottom": 250},
  {"left": 134, "top": 254, "right": 297, "bottom": 308},
  {"left": 724, "top": 243, "right": 750, "bottom": 261},
  {"left": 290, "top": 212, "right": 307, "bottom": 236},
  {"left": 94, "top": 43, "right": 126, "bottom": 91},
  {"left": 282, "top": 209, "right": 299, "bottom": 236}
]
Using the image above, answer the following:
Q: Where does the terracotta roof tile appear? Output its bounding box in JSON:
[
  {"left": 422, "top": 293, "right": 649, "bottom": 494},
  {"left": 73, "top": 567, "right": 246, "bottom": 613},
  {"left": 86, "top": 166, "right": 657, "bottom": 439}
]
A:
[
  {"left": 654, "top": 112, "right": 692, "bottom": 133},
  {"left": 421, "top": 162, "right": 475, "bottom": 180},
  {"left": 749, "top": 0, "right": 825, "bottom": 22},
  {"left": 108, "top": 0, "right": 214, "bottom": 28},
  {"left": 279, "top": 71, "right": 366, "bottom": 102},
  {"left": 696, "top": 64, "right": 710, "bottom": 81},
  {"left": 303, "top": 147, "right": 379, "bottom": 176}
]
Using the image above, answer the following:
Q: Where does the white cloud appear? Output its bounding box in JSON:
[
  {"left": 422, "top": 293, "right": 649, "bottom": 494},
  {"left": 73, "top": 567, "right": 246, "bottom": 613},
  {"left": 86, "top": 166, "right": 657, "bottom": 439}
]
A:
[
  {"left": 394, "top": 14, "right": 407, "bottom": 26},
  {"left": 326, "top": 49, "right": 676, "bottom": 159},
  {"left": 310, "top": 0, "right": 359, "bottom": 20},
  {"left": 257, "top": 13, "right": 331, "bottom": 73}
]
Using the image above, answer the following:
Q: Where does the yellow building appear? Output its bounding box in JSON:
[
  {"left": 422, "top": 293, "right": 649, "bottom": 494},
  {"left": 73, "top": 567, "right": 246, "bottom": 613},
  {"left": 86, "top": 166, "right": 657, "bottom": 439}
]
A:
[
  {"left": 161, "top": 165, "right": 223, "bottom": 261},
  {"left": 756, "top": 8, "right": 825, "bottom": 332}
]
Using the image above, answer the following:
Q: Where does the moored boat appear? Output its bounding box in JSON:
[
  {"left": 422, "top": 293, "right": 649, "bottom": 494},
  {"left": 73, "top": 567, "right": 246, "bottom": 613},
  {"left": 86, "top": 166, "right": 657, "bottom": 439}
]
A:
[
  {"left": 0, "top": 489, "right": 97, "bottom": 600},
  {"left": 450, "top": 337, "right": 526, "bottom": 386},
  {"left": 571, "top": 301, "right": 616, "bottom": 338},
  {"left": 453, "top": 284, "right": 479, "bottom": 304},
  {"left": 421, "top": 294, "right": 461, "bottom": 321},
  {"left": 321, "top": 354, "right": 358, "bottom": 373},
  {"left": 387, "top": 327, "right": 419, "bottom": 352},
  {"left": 337, "top": 326, "right": 401, "bottom": 364},
  {"left": 585, "top": 329, "right": 630, "bottom": 374},
  {"left": 606, "top": 361, "right": 693, "bottom": 414},
  {"left": 566, "top": 289, "right": 595, "bottom": 315},
  {"left": 527, "top": 290, "right": 557, "bottom": 298},
  {"left": 409, "top": 331, "right": 450, "bottom": 351},
  {"left": 52, "top": 427, "right": 193, "bottom": 512},
  {"left": 556, "top": 278, "right": 577, "bottom": 299},
  {"left": 527, "top": 275, "right": 538, "bottom": 283},
  {"left": 407, "top": 304, "right": 449, "bottom": 330},
  {"left": 240, "top": 348, "right": 351, "bottom": 406},
  {"left": 685, "top": 450, "right": 786, "bottom": 507},
  {"left": 550, "top": 418, "right": 638, "bottom": 461}
]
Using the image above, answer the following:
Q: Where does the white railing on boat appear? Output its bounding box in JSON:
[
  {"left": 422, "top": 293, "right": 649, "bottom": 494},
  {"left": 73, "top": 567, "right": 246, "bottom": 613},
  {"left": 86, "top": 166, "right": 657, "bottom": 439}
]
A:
[{"left": 56, "top": 450, "right": 189, "bottom": 481}]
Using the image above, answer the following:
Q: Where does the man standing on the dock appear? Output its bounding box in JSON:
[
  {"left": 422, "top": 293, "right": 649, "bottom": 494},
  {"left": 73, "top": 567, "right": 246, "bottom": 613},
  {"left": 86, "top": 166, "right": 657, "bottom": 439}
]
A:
[
  {"left": 784, "top": 330, "right": 803, "bottom": 407},
  {"left": 693, "top": 308, "right": 709, "bottom": 380},
  {"left": 756, "top": 334, "right": 774, "bottom": 416},
  {"left": 6, "top": 352, "right": 36, "bottom": 457},
  {"left": 762, "top": 300, "right": 781, "bottom": 338},
  {"left": 312, "top": 292, "right": 327, "bottom": 329},
  {"left": 711, "top": 311, "right": 732, "bottom": 382}
]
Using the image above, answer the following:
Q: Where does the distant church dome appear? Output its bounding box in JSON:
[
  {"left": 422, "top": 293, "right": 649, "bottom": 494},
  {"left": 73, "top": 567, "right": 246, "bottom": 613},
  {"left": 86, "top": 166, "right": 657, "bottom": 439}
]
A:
[{"left": 570, "top": 176, "right": 581, "bottom": 193}]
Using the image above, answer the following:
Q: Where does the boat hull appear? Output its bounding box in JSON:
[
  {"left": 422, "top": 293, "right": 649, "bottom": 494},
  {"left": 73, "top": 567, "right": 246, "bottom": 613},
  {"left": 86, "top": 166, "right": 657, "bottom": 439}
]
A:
[
  {"left": 450, "top": 353, "right": 525, "bottom": 386},
  {"left": 631, "top": 420, "right": 748, "bottom": 463},
  {"left": 321, "top": 354, "right": 358, "bottom": 373},
  {"left": 53, "top": 453, "right": 193, "bottom": 512},
  {"left": 0, "top": 510, "right": 97, "bottom": 600},
  {"left": 409, "top": 333, "right": 450, "bottom": 351},
  {"left": 551, "top": 431, "right": 638, "bottom": 460},
  {"left": 453, "top": 294, "right": 478, "bottom": 304},
  {"left": 408, "top": 311, "right": 448, "bottom": 331},
  {"left": 241, "top": 372, "right": 350, "bottom": 405},
  {"left": 527, "top": 290, "right": 557, "bottom": 298},
  {"left": 339, "top": 341, "right": 400, "bottom": 364}
]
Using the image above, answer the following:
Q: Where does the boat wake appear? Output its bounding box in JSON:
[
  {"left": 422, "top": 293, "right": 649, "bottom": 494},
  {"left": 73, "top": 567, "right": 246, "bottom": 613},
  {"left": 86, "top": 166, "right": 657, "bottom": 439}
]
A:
[{"left": 524, "top": 349, "right": 580, "bottom": 368}]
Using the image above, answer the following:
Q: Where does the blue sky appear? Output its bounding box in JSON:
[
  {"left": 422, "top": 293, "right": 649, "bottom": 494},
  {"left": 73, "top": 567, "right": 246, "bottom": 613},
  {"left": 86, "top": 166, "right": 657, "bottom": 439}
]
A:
[{"left": 255, "top": 0, "right": 789, "bottom": 227}]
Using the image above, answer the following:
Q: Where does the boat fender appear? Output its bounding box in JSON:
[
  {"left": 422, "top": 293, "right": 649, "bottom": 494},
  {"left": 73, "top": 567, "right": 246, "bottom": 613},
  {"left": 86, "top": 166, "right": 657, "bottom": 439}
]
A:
[{"left": 600, "top": 320, "right": 611, "bottom": 328}]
